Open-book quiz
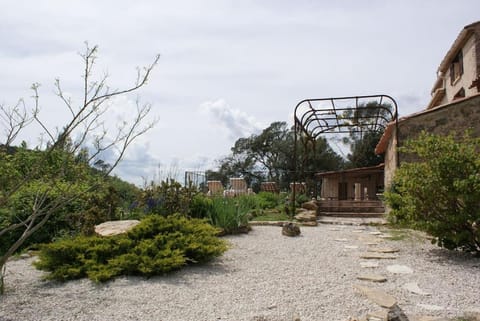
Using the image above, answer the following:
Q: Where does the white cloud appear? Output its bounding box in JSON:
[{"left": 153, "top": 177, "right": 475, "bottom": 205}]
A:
[
  {"left": 200, "top": 99, "right": 262, "bottom": 140},
  {"left": 2, "top": 0, "right": 480, "bottom": 184}
]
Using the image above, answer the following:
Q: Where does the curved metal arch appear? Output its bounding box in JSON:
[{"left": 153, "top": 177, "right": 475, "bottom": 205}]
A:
[{"left": 292, "top": 94, "right": 399, "bottom": 205}]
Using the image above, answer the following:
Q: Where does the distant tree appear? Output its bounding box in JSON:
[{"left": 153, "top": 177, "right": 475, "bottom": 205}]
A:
[
  {"left": 210, "top": 121, "right": 344, "bottom": 192},
  {"left": 0, "top": 44, "right": 159, "bottom": 294},
  {"left": 231, "top": 122, "right": 291, "bottom": 182},
  {"left": 343, "top": 101, "right": 393, "bottom": 168},
  {"left": 347, "top": 131, "right": 384, "bottom": 168}
]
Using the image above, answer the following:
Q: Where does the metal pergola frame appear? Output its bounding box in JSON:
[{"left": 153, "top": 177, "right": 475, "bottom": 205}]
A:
[{"left": 292, "top": 94, "right": 399, "bottom": 205}]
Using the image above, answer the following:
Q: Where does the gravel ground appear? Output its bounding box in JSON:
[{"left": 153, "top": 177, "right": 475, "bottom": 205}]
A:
[{"left": 1, "top": 224, "right": 479, "bottom": 321}]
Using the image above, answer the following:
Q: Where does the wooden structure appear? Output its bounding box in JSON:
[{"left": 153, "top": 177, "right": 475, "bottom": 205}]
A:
[{"left": 316, "top": 164, "right": 384, "bottom": 201}]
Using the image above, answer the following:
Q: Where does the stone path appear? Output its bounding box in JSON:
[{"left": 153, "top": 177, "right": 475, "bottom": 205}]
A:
[
  {"left": 336, "top": 224, "right": 478, "bottom": 321},
  {"left": 248, "top": 214, "right": 479, "bottom": 321}
]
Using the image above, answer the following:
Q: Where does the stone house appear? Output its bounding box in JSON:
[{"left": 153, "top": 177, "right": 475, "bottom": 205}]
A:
[
  {"left": 376, "top": 21, "right": 480, "bottom": 188},
  {"left": 428, "top": 21, "right": 480, "bottom": 109}
]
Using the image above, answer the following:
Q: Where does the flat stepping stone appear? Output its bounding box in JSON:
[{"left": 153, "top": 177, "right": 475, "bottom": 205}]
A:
[
  {"left": 367, "top": 310, "right": 389, "bottom": 321},
  {"left": 403, "top": 282, "right": 431, "bottom": 296},
  {"left": 365, "top": 242, "right": 380, "bottom": 246},
  {"left": 352, "top": 230, "right": 364, "bottom": 233},
  {"left": 328, "top": 228, "right": 340, "bottom": 231},
  {"left": 378, "top": 233, "right": 394, "bottom": 239},
  {"left": 334, "top": 238, "right": 349, "bottom": 242},
  {"left": 360, "top": 261, "right": 379, "bottom": 268},
  {"left": 354, "top": 285, "right": 397, "bottom": 308},
  {"left": 356, "top": 274, "right": 387, "bottom": 282},
  {"left": 360, "top": 253, "right": 397, "bottom": 259},
  {"left": 369, "top": 231, "right": 383, "bottom": 235},
  {"left": 368, "top": 247, "right": 399, "bottom": 253},
  {"left": 344, "top": 245, "right": 359, "bottom": 249},
  {"left": 417, "top": 304, "right": 445, "bottom": 311},
  {"left": 387, "top": 264, "right": 413, "bottom": 274}
]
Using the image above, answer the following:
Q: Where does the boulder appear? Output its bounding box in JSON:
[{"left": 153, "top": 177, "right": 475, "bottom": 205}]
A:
[
  {"left": 94, "top": 220, "right": 140, "bottom": 236},
  {"left": 282, "top": 222, "right": 301, "bottom": 237},
  {"left": 301, "top": 200, "right": 318, "bottom": 211}
]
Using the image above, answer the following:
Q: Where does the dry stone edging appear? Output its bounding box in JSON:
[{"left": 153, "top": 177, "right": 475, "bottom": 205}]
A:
[
  {"left": 360, "top": 253, "right": 398, "bottom": 260},
  {"left": 249, "top": 220, "right": 317, "bottom": 227}
]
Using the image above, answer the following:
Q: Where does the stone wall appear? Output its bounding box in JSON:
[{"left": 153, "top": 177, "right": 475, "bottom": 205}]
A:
[{"left": 384, "top": 94, "right": 480, "bottom": 188}]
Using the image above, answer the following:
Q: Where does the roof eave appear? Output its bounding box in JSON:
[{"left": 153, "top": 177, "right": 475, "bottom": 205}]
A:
[{"left": 437, "top": 22, "right": 480, "bottom": 73}]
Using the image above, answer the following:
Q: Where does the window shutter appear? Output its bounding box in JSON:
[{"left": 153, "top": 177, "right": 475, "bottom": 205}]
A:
[
  {"left": 450, "top": 63, "right": 455, "bottom": 84},
  {"left": 459, "top": 50, "right": 464, "bottom": 75}
]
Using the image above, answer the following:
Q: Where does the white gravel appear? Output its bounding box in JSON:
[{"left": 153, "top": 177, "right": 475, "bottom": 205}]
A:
[{"left": 1, "top": 224, "right": 479, "bottom": 321}]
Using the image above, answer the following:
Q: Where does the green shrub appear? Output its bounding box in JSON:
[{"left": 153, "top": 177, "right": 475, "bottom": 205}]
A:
[
  {"left": 256, "top": 192, "right": 283, "bottom": 209},
  {"left": 294, "top": 193, "right": 310, "bottom": 207},
  {"left": 0, "top": 180, "right": 90, "bottom": 255},
  {"left": 139, "top": 179, "right": 197, "bottom": 216},
  {"left": 188, "top": 194, "right": 213, "bottom": 219},
  {"left": 385, "top": 132, "right": 480, "bottom": 254},
  {"left": 208, "top": 197, "right": 251, "bottom": 235},
  {"left": 34, "top": 215, "right": 228, "bottom": 282}
]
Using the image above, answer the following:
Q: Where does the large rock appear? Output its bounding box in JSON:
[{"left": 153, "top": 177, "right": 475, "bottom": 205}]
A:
[
  {"left": 301, "top": 200, "right": 318, "bottom": 211},
  {"left": 95, "top": 220, "right": 140, "bottom": 236},
  {"left": 282, "top": 222, "right": 301, "bottom": 237}
]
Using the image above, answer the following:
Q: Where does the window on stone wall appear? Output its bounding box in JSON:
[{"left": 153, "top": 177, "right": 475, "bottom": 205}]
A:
[
  {"left": 450, "top": 50, "right": 464, "bottom": 85},
  {"left": 453, "top": 87, "right": 465, "bottom": 100}
]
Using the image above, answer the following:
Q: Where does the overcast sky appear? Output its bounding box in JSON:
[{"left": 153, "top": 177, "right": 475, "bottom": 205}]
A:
[{"left": 1, "top": 1, "right": 479, "bottom": 185}]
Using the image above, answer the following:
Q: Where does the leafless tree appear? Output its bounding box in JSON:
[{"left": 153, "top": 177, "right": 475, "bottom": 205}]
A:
[{"left": 0, "top": 43, "right": 159, "bottom": 293}]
